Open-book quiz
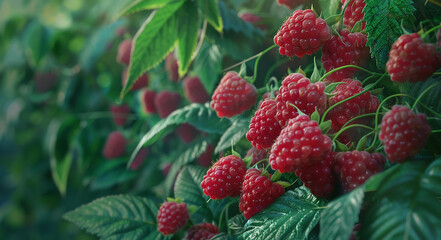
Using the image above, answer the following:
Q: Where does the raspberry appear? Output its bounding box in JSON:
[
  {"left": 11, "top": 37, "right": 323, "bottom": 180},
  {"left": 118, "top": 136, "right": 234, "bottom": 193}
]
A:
[
  {"left": 326, "top": 79, "right": 379, "bottom": 135},
  {"left": 334, "top": 151, "right": 385, "bottom": 192},
  {"left": 184, "top": 223, "right": 219, "bottom": 240},
  {"left": 154, "top": 91, "right": 181, "bottom": 118},
  {"left": 102, "top": 131, "right": 127, "bottom": 159},
  {"left": 277, "top": 0, "right": 308, "bottom": 9},
  {"left": 211, "top": 71, "right": 257, "bottom": 118},
  {"left": 183, "top": 76, "right": 210, "bottom": 104},
  {"left": 176, "top": 123, "right": 199, "bottom": 143},
  {"left": 270, "top": 115, "right": 332, "bottom": 173},
  {"left": 379, "top": 105, "right": 431, "bottom": 163},
  {"left": 34, "top": 71, "right": 57, "bottom": 93},
  {"left": 129, "top": 148, "right": 149, "bottom": 170},
  {"left": 245, "top": 147, "right": 269, "bottom": 167},
  {"left": 387, "top": 33, "right": 441, "bottom": 82},
  {"left": 247, "top": 99, "right": 282, "bottom": 150},
  {"left": 321, "top": 30, "right": 369, "bottom": 82},
  {"left": 200, "top": 155, "right": 247, "bottom": 199},
  {"left": 295, "top": 151, "right": 336, "bottom": 198},
  {"left": 122, "top": 69, "right": 149, "bottom": 91},
  {"left": 116, "top": 39, "right": 132, "bottom": 65},
  {"left": 165, "top": 53, "right": 179, "bottom": 82},
  {"left": 141, "top": 90, "right": 157, "bottom": 114},
  {"left": 274, "top": 9, "right": 331, "bottom": 57},
  {"left": 197, "top": 144, "right": 214, "bottom": 167},
  {"left": 341, "top": 0, "right": 366, "bottom": 30},
  {"left": 110, "top": 104, "right": 130, "bottom": 126},
  {"left": 239, "top": 168, "right": 285, "bottom": 219},
  {"left": 238, "top": 13, "right": 266, "bottom": 30},
  {"left": 275, "top": 73, "right": 327, "bottom": 127},
  {"left": 157, "top": 201, "right": 189, "bottom": 235}
]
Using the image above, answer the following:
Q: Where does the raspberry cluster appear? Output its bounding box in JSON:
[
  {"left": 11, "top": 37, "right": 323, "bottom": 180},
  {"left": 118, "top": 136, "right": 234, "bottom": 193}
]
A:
[{"left": 341, "top": 0, "right": 366, "bottom": 30}]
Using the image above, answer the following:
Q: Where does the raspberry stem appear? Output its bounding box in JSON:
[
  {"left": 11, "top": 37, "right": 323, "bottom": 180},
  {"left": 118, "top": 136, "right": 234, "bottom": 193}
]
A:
[
  {"left": 420, "top": 24, "right": 441, "bottom": 40},
  {"left": 411, "top": 81, "right": 441, "bottom": 110},
  {"left": 252, "top": 44, "right": 277, "bottom": 84},
  {"left": 340, "top": 112, "right": 385, "bottom": 130},
  {"left": 331, "top": 124, "right": 375, "bottom": 142},
  {"left": 319, "top": 65, "right": 382, "bottom": 83}
]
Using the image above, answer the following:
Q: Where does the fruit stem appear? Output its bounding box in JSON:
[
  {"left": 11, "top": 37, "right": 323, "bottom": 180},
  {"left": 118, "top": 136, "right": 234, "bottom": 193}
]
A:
[
  {"left": 340, "top": 112, "right": 385, "bottom": 130},
  {"left": 431, "top": 129, "right": 441, "bottom": 133},
  {"left": 265, "top": 59, "right": 288, "bottom": 84},
  {"left": 411, "top": 81, "right": 441, "bottom": 111},
  {"left": 252, "top": 44, "right": 278, "bottom": 84},
  {"left": 319, "top": 65, "right": 382, "bottom": 82},
  {"left": 332, "top": 124, "right": 375, "bottom": 142},
  {"left": 420, "top": 24, "right": 441, "bottom": 40},
  {"left": 223, "top": 44, "right": 276, "bottom": 74}
]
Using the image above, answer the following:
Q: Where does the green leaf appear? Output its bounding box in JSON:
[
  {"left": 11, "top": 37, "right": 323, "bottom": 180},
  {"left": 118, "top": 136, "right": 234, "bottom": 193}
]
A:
[
  {"left": 89, "top": 159, "right": 138, "bottom": 190},
  {"left": 21, "top": 20, "right": 52, "bottom": 67},
  {"left": 214, "top": 118, "right": 249, "bottom": 154},
  {"left": 320, "top": 186, "right": 365, "bottom": 240},
  {"left": 63, "top": 195, "right": 160, "bottom": 240},
  {"left": 122, "top": 1, "right": 184, "bottom": 98},
  {"left": 319, "top": 0, "right": 341, "bottom": 19},
  {"left": 242, "top": 187, "right": 326, "bottom": 240},
  {"left": 118, "top": 0, "right": 179, "bottom": 17},
  {"left": 176, "top": 1, "right": 199, "bottom": 78},
  {"left": 80, "top": 20, "right": 126, "bottom": 71},
  {"left": 193, "top": 43, "right": 223, "bottom": 94},
  {"left": 198, "top": 0, "right": 223, "bottom": 33},
  {"left": 363, "top": 0, "right": 415, "bottom": 69},
  {"left": 360, "top": 158, "right": 441, "bottom": 240}
]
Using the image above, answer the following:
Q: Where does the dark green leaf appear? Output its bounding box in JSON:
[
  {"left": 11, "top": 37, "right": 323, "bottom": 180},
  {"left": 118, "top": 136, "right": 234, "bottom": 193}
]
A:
[
  {"left": 118, "top": 0, "right": 179, "bottom": 17},
  {"left": 198, "top": 0, "right": 223, "bottom": 33},
  {"left": 21, "top": 20, "right": 52, "bottom": 67},
  {"left": 176, "top": 1, "right": 199, "bottom": 78},
  {"left": 320, "top": 0, "right": 341, "bottom": 19},
  {"left": 214, "top": 118, "right": 249, "bottom": 154},
  {"left": 63, "top": 195, "right": 159, "bottom": 240},
  {"left": 193, "top": 43, "right": 223, "bottom": 94},
  {"left": 242, "top": 187, "right": 326, "bottom": 240},
  {"left": 320, "top": 186, "right": 365, "bottom": 240}
]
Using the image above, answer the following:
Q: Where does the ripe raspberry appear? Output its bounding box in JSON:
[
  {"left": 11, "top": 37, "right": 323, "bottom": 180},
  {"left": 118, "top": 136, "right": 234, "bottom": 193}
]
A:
[
  {"left": 238, "top": 13, "right": 266, "bottom": 30},
  {"left": 200, "top": 155, "right": 247, "bottom": 199},
  {"left": 154, "top": 91, "right": 181, "bottom": 118},
  {"left": 102, "top": 131, "right": 127, "bottom": 159},
  {"left": 247, "top": 99, "right": 282, "bottom": 150},
  {"left": 176, "top": 123, "right": 199, "bottom": 143},
  {"left": 245, "top": 147, "right": 269, "bottom": 167},
  {"left": 295, "top": 151, "right": 337, "bottom": 198},
  {"left": 387, "top": 33, "right": 441, "bottom": 82},
  {"left": 157, "top": 201, "right": 189, "bottom": 235},
  {"left": 274, "top": 9, "right": 331, "bottom": 57},
  {"left": 334, "top": 151, "right": 385, "bottom": 192},
  {"left": 129, "top": 147, "right": 149, "bottom": 170},
  {"left": 110, "top": 104, "right": 130, "bottom": 126},
  {"left": 183, "top": 76, "right": 210, "bottom": 104},
  {"left": 184, "top": 223, "right": 219, "bottom": 240},
  {"left": 165, "top": 53, "right": 179, "bottom": 82},
  {"left": 34, "top": 71, "right": 57, "bottom": 93},
  {"left": 321, "top": 30, "right": 369, "bottom": 82},
  {"left": 379, "top": 105, "right": 431, "bottom": 163},
  {"left": 326, "top": 79, "right": 379, "bottom": 135},
  {"left": 117, "top": 39, "right": 132, "bottom": 65},
  {"left": 270, "top": 115, "right": 332, "bottom": 173},
  {"left": 275, "top": 73, "right": 326, "bottom": 127},
  {"left": 239, "top": 168, "right": 285, "bottom": 219},
  {"left": 211, "top": 71, "right": 257, "bottom": 118},
  {"left": 277, "top": 0, "right": 308, "bottom": 9},
  {"left": 197, "top": 144, "right": 214, "bottom": 167},
  {"left": 141, "top": 90, "right": 157, "bottom": 114},
  {"left": 122, "top": 69, "right": 149, "bottom": 91},
  {"left": 341, "top": 0, "right": 366, "bottom": 30}
]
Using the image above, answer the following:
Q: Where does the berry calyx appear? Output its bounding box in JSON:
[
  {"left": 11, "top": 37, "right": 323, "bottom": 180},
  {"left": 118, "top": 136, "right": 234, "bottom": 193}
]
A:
[
  {"left": 157, "top": 201, "right": 189, "bottom": 235},
  {"left": 247, "top": 99, "right": 282, "bottom": 150}
]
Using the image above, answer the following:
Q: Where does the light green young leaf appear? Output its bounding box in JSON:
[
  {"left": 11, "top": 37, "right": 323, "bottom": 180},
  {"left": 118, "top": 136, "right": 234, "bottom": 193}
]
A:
[
  {"left": 193, "top": 43, "right": 222, "bottom": 94},
  {"left": 117, "top": 0, "right": 180, "bottom": 17},
  {"left": 319, "top": 0, "right": 341, "bottom": 19},
  {"left": 176, "top": 1, "right": 199, "bottom": 78},
  {"left": 198, "top": 0, "right": 223, "bottom": 33}
]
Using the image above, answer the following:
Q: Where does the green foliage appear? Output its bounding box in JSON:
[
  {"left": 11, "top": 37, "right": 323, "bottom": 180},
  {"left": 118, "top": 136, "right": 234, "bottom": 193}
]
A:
[
  {"left": 193, "top": 43, "right": 223, "bottom": 94},
  {"left": 242, "top": 187, "right": 326, "bottom": 240},
  {"left": 176, "top": 1, "right": 199, "bottom": 78},
  {"left": 363, "top": 0, "right": 416, "bottom": 69},
  {"left": 118, "top": 0, "right": 177, "bottom": 17},
  {"left": 21, "top": 20, "right": 52, "bottom": 67},
  {"left": 319, "top": 0, "right": 341, "bottom": 19},
  {"left": 214, "top": 118, "right": 249, "bottom": 154},
  {"left": 198, "top": 0, "right": 223, "bottom": 33}
]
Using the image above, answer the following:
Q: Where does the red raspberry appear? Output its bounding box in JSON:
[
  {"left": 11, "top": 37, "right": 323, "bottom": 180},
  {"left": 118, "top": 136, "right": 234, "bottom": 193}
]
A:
[
  {"left": 197, "top": 144, "right": 214, "bottom": 167},
  {"left": 116, "top": 39, "right": 132, "bottom": 65},
  {"left": 238, "top": 13, "right": 266, "bottom": 30},
  {"left": 200, "top": 155, "right": 247, "bottom": 199},
  {"left": 110, "top": 104, "right": 130, "bottom": 126},
  {"left": 165, "top": 53, "right": 179, "bottom": 82},
  {"left": 379, "top": 105, "right": 431, "bottom": 163},
  {"left": 211, "top": 71, "right": 257, "bottom": 118},
  {"left": 34, "top": 71, "right": 57, "bottom": 93},
  {"left": 140, "top": 90, "right": 157, "bottom": 114},
  {"left": 341, "top": 0, "right": 366, "bottom": 30},
  {"left": 154, "top": 91, "right": 181, "bottom": 118},
  {"left": 275, "top": 73, "right": 327, "bottom": 127},
  {"left": 270, "top": 115, "right": 332, "bottom": 173},
  {"left": 183, "top": 76, "right": 210, "bottom": 104},
  {"left": 274, "top": 9, "right": 331, "bottom": 57},
  {"left": 102, "top": 131, "right": 127, "bottom": 159},
  {"left": 247, "top": 99, "right": 282, "bottom": 150},
  {"left": 326, "top": 79, "right": 379, "bottom": 135},
  {"left": 295, "top": 151, "right": 337, "bottom": 198},
  {"left": 129, "top": 148, "right": 149, "bottom": 170},
  {"left": 157, "top": 201, "right": 189, "bottom": 235},
  {"left": 239, "top": 168, "right": 285, "bottom": 219},
  {"left": 176, "top": 124, "right": 199, "bottom": 143},
  {"left": 387, "top": 33, "right": 441, "bottom": 82},
  {"left": 321, "top": 30, "right": 369, "bottom": 82},
  {"left": 122, "top": 69, "right": 149, "bottom": 91},
  {"left": 245, "top": 147, "right": 269, "bottom": 167},
  {"left": 184, "top": 223, "right": 219, "bottom": 240},
  {"left": 334, "top": 151, "right": 385, "bottom": 192},
  {"left": 277, "top": 0, "right": 308, "bottom": 9}
]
